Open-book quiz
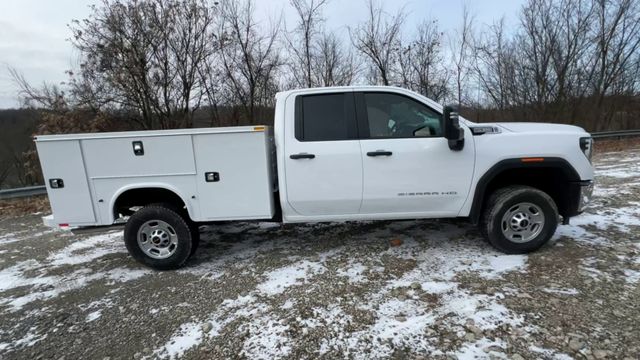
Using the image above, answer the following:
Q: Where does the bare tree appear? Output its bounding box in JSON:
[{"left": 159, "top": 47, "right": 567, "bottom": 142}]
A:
[
  {"left": 0, "top": 162, "right": 10, "bottom": 188},
  {"left": 198, "top": 56, "right": 224, "bottom": 126},
  {"left": 589, "top": 0, "right": 640, "bottom": 126},
  {"left": 285, "top": 0, "right": 328, "bottom": 88},
  {"left": 449, "top": 4, "right": 475, "bottom": 107},
  {"left": 0, "top": 141, "right": 37, "bottom": 187},
  {"left": 474, "top": 18, "right": 519, "bottom": 112},
  {"left": 283, "top": 0, "right": 356, "bottom": 88},
  {"left": 350, "top": 0, "right": 405, "bottom": 86},
  {"left": 7, "top": 0, "right": 640, "bottom": 137},
  {"left": 550, "top": 0, "right": 594, "bottom": 104},
  {"left": 217, "top": 0, "right": 281, "bottom": 124},
  {"left": 8, "top": 67, "right": 68, "bottom": 112},
  {"left": 517, "top": 0, "right": 592, "bottom": 108},
  {"left": 69, "top": 0, "right": 216, "bottom": 129},
  {"left": 398, "top": 20, "right": 449, "bottom": 101},
  {"left": 314, "top": 32, "right": 358, "bottom": 86}
]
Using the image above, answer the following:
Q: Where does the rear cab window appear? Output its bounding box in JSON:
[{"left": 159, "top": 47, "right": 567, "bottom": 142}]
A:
[{"left": 295, "top": 92, "right": 357, "bottom": 141}]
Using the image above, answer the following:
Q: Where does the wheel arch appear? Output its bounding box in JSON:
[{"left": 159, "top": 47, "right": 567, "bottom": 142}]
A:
[
  {"left": 469, "top": 157, "right": 581, "bottom": 224},
  {"left": 110, "top": 184, "right": 194, "bottom": 223}
]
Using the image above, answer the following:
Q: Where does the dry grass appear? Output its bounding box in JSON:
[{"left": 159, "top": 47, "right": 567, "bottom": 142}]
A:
[
  {"left": 594, "top": 137, "right": 640, "bottom": 155},
  {"left": 0, "top": 195, "right": 50, "bottom": 219}
]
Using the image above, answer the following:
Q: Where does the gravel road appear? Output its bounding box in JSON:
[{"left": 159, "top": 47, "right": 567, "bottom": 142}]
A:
[{"left": 0, "top": 149, "right": 639, "bottom": 360}]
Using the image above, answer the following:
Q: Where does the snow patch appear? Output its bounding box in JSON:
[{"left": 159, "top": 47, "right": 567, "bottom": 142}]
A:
[
  {"left": 0, "top": 327, "right": 47, "bottom": 351},
  {"left": 159, "top": 322, "right": 204, "bottom": 358},
  {"left": 336, "top": 261, "right": 367, "bottom": 283},
  {"left": 420, "top": 281, "right": 456, "bottom": 294},
  {"left": 530, "top": 344, "right": 574, "bottom": 359},
  {"left": 257, "top": 260, "right": 325, "bottom": 295},
  {"left": 86, "top": 309, "right": 102, "bottom": 322},
  {"left": 281, "top": 299, "right": 294, "bottom": 310},
  {"left": 153, "top": 294, "right": 284, "bottom": 359},
  {"left": 47, "top": 231, "right": 124, "bottom": 266},
  {"left": 240, "top": 316, "right": 291, "bottom": 360},
  {"left": 542, "top": 288, "right": 580, "bottom": 295},
  {"left": 456, "top": 338, "right": 506, "bottom": 359},
  {"left": 0, "top": 231, "right": 148, "bottom": 310},
  {"left": 0, "top": 229, "right": 56, "bottom": 246},
  {"left": 624, "top": 269, "right": 640, "bottom": 284}
]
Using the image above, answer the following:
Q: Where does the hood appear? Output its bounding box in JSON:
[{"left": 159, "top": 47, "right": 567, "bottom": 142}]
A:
[{"left": 495, "top": 122, "right": 587, "bottom": 134}]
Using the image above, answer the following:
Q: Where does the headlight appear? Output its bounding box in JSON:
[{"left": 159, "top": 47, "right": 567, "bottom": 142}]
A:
[{"left": 580, "top": 137, "right": 593, "bottom": 162}]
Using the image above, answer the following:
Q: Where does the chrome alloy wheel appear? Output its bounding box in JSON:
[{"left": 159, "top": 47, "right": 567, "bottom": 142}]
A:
[
  {"left": 500, "top": 202, "right": 545, "bottom": 243},
  {"left": 137, "top": 220, "right": 178, "bottom": 259}
]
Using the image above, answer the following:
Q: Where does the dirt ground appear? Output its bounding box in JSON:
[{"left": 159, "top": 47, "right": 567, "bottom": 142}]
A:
[{"left": 0, "top": 148, "right": 639, "bottom": 360}]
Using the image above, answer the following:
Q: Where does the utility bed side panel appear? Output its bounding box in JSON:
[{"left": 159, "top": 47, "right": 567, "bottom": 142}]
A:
[
  {"left": 35, "top": 140, "right": 96, "bottom": 225},
  {"left": 92, "top": 175, "right": 198, "bottom": 224},
  {"left": 193, "top": 131, "right": 275, "bottom": 220},
  {"left": 36, "top": 127, "right": 274, "bottom": 226}
]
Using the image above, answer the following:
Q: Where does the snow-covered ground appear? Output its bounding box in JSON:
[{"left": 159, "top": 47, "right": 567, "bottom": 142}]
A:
[{"left": 0, "top": 148, "right": 639, "bottom": 359}]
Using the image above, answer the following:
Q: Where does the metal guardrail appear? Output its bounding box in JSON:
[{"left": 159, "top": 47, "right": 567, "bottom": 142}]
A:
[
  {"left": 0, "top": 129, "right": 639, "bottom": 200},
  {"left": 0, "top": 185, "right": 47, "bottom": 200},
  {"left": 591, "top": 129, "right": 640, "bottom": 140}
]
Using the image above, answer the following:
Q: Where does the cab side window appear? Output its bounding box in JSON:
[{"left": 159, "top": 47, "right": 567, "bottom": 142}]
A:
[
  {"left": 362, "top": 93, "right": 443, "bottom": 138},
  {"left": 295, "top": 93, "right": 357, "bottom": 141}
]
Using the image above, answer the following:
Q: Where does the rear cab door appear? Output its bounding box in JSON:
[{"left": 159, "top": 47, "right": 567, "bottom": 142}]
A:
[{"left": 279, "top": 90, "right": 363, "bottom": 219}]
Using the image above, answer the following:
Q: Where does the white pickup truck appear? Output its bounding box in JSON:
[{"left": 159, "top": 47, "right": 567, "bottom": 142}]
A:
[{"left": 35, "top": 86, "right": 594, "bottom": 270}]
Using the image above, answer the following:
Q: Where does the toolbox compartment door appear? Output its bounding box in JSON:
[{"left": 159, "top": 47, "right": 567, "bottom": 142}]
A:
[
  {"left": 193, "top": 131, "right": 275, "bottom": 220},
  {"left": 36, "top": 140, "right": 96, "bottom": 225}
]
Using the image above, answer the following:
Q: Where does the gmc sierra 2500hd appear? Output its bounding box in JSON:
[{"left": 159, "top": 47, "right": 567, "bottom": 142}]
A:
[{"left": 35, "top": 86, "right": 594, "bottom": 270}]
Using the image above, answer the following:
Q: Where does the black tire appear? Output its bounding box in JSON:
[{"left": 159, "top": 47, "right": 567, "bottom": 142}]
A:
[
  {"left": 147, "top": 202, "right": 200, "bottom": 256},
  {"left": 481, "top": 185, "right": 558, "bottom": 254},
  {"left": 189, "top": 223, "right": 201, "bottom": 255},
  {"left": 124, "top": 205, "right": 193, "bottom": 270}
]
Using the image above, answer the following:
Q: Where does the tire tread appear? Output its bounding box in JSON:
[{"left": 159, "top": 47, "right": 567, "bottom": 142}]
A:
[{"left": 481, "top": 185, "right": 558, "bottom": 254}]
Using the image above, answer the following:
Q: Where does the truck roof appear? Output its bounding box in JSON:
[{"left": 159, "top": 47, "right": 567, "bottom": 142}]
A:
[
  {"left": 277, "top": 85, "right": 410, "bottom": 97},
  {"left": 275, "top": 85, "right": 445, "bottom": 113}
]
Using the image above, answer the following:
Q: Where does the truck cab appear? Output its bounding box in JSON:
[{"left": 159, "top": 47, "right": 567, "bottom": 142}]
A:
[
  {"left": 275, "top": 87, "right": 475, "bottom": 222},
  {"left": 36, "top": 86, "right": 595, "bottom": 270}
]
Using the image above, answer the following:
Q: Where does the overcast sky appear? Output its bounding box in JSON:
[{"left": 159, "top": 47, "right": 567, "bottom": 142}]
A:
[{"left": 0, "top": 0, "right": 525, "bottom": 109}]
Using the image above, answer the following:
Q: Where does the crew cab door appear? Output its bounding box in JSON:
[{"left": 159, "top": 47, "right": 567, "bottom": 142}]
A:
[
  {"left": 283, "top": 91, "right": 363, "bottom": 216},
  {"left": 356, "top": 91, "right": 475, "bottom": 216}
]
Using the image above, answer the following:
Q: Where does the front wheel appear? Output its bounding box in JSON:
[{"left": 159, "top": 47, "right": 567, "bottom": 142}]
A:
[
  {"left": 124, "top": 205, "right": 193, "bottom": 270},
  {"left": 482, "top": 185, "right": 558, "bottom": 254}
]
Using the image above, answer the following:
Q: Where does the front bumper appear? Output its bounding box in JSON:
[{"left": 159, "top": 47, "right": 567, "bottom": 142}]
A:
[
  {"left": 560, "top": 180, "right": 593, "bottom": 224},
  {"left": 565, "top": 180, "right": 594, "bottom": 218},
  {"left": 577, "top": 180, "right": 594, "bottom": 213}
]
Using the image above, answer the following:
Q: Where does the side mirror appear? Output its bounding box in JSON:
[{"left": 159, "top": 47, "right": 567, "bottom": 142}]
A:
[{"left": 443, "top": 105, "right": 464, "bottom": 151}]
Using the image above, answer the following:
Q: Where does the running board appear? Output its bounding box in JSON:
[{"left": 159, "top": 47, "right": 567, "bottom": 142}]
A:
[{"left": 70, "top": 224, "right": 124, "bottom": 236}]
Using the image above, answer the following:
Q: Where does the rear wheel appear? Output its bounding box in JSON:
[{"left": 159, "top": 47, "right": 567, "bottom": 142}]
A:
[
  {"left": 124, "top": 205, "right": 193, "bottom": 270},
  {"left": 147, "top": 202, "right": 199, "bottom": 255},
  {"left": 481, "top": 185, "right": 558, "bottom": 254}
]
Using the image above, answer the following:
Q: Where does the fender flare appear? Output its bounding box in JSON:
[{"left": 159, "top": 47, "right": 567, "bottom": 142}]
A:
[
  {"left": 109, "top": 183, "right": 194, "bottom": 224},
  {"left": 469, "top": 157, "right": 580, "bottom": 224}
]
